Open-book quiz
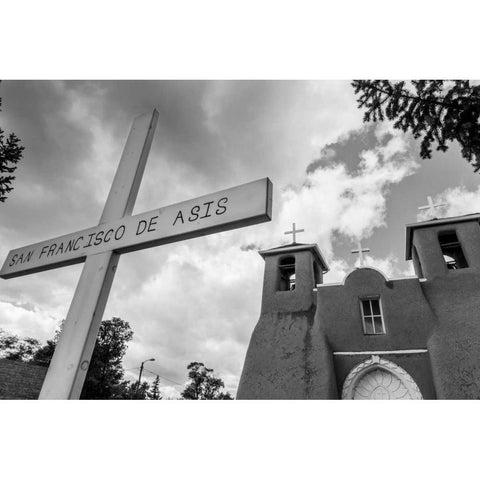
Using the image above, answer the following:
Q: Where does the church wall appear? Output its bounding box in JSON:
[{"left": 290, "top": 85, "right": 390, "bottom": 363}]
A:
[
  {"left": 237, "top": 246, "right": 336, "bottom": 399},
  {"left": 316, "top": 269, "right": 437, "bottom": 353},
  {"left": 236, "top": 310, "right": 337, "bottom": 399},
  {"left": 410, "top": 219, "right": 480, "bottom": 398},
  {"left": 422, "top": 271, "right": 480, "bottom": 398}
]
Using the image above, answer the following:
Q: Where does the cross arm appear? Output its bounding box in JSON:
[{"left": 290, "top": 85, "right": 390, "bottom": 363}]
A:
[{"left": 1, "top": 177, "right": 273, "bottom": 279}]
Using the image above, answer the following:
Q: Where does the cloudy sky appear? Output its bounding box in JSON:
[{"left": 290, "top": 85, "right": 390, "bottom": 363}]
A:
[{"left": 1, "top": 80, "right": 480, "bottom": 398}]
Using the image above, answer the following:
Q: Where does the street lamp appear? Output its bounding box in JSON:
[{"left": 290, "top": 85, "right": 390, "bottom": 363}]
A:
[{"left": 138, "top": 358, "right": 155, "bottom": 387}]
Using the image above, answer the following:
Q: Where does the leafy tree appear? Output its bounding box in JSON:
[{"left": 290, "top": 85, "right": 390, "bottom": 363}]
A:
[
  {"left": 149, "top": 375, "right": 162, "bottom": 400},
  {"left": 31, "top": 339, "right": 57, "bottom": 367},
  {"left": 181, "top": 362, "right": 233, "bottom": 400},
  {"left": 31, "top": 321, "right": 63, "bottom": 367},
  {"left": 115, "top": 380, "right": 151, "bottom": 400},
  {"left": 216, "top": 391, "right": 234, "bottom": 399},
  {"left": 0, "top": 329, "right": 40, "bottom": 362},
  {"left": 352, "top": 80, "right": 480, "bottom": 172},
  {"left": 0, "top": 85, "right": 25, "bottom": 202},
  {"left": 80, "top": 317, "right": 134, "bottom": 399},
  {"left": 0, "top": 319, "right": 152, "bottom": 399}
]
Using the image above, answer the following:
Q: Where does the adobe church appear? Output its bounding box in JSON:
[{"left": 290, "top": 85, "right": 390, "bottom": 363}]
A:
[{"left": 237, "top": 211, "right": 480, "bottom": 400}]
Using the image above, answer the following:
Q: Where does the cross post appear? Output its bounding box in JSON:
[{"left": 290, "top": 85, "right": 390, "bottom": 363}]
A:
[
  {"left": 284, "top": 222, "right": 304, "bottom": 243},
  {"left": 39, "top": 110, "right": 159, "bottom": 399},
  {"left": 418, "top": 195, "right": 446, "bottom": 218},
  {"left": 351, "top": 240, "right": 370, "bottom": 267},
  {"left": 1, "top": 109, "right": 273, "bottom": 399}
]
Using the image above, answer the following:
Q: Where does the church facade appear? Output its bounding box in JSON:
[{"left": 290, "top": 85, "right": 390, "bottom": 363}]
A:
[{"left": 237, "top": 213, "right": 480, "bottom": 399}]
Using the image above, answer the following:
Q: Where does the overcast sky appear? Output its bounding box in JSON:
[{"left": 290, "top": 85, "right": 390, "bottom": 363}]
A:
[{"left": 1, "top": 80, "right": 480, "bottom": 398}]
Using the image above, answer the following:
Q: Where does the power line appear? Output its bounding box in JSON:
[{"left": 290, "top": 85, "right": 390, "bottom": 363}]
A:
[
  {"left": 143, "top": 367, "right": 184, "bottom": 386},
  {"left": 124, "top": 365, "right": 184, "bottom": 387}
]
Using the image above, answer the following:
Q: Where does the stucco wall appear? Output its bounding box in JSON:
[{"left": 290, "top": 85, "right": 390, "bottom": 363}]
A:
[
  {"left": 314, "top": 268, "right": 440, "bottom": 398},
  {"left": 238, "top": 245, "right": 337, "bottom": 399},
  {"left": 317, "top": 269, "right": 436, "bottom": 352},
  {"left": 410, "top": 219, "right": 480, "bottom": 398},
  {"left": 423, "top": 272, "right": 480, "bottom": 398},
  {"left": 236, "top": 310, "right": 337, "bottom": 399}
]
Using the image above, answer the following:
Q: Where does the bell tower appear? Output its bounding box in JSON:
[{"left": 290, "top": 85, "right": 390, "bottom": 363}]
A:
[
  {"left": 237, "top": 224, "right": 337, "bottom": 399},
  {"left": 406, "top": 213, "right": 480, "bottom": 398},
  {"left": 406, "top": 214, "right": 480, "bottom": 280},
  {"left": 259, "top": 242, "right": 326, "bottom": 314}
]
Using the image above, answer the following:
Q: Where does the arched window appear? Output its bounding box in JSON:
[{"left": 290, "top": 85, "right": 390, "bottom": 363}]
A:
[
  {"left": 278, "top": 256, "right": 296, "bottom": 291},
  {"left": 438, "top": 231, "right": 468, "bottom": 270},
  {"left": 342, "top": 356, "right": 423, "bottom": 400}
]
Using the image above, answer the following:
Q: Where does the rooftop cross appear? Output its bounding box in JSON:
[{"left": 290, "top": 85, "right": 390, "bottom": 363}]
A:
[
  {"left": 351, "top": 240, "right": 370, "bottom": 267},
  {"left": 418, "top": 195, "right": 446, "bottom": 218},
  {"left": 0, "top": 109, "right": 273, "bottom": 399},
  {"left": 284, "top": 222, "right": 304, "bottom": 243}
]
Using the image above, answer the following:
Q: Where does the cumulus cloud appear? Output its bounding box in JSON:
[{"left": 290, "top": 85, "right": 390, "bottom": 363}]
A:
[{"left": 241, "top": 123, "right": 417, "bottom": 256}]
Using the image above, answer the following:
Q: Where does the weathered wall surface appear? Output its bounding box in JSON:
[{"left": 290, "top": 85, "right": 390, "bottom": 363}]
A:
[
  {"left": 423, "top": 272, "right": 480, "bottom": 399},
  {"left": 0, "top": 359, "right": 46, "bottom": 399},
  {"left": 317, "top": 269, "right": 436, "bottom": 352},
  {"left": 236, "top": 310, "right": 337, "bottom": 399},
  {"left": 411, "top": 220, "right": 480, "bottom": 398}
]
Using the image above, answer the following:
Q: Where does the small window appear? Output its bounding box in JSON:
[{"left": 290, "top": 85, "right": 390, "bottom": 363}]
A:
[
  {"left": 438, "top": 231, "right": 468, "bottom": 270},
  {"left": 279, "top": 256, "right": 296, "bottom": 291},
  {"left": 360, "top": 298, "right": 385, "bottom": 335}
]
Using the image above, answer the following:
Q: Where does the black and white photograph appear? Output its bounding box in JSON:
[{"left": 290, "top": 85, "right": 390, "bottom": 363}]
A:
[{"left": 2, "top": 79, "right": 480, "bottom": 401}]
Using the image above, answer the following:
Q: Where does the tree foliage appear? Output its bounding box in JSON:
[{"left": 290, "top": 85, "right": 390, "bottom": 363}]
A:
[
  {"left": 352, "top": 80, "right": 480, "bottom": 172},
  {"left": 80, "top": 317, "right": 134, "bottom": 399},
  {"left": 0, "top": 318, "right": 157, "bottom": 399},
  {"left": 31, "top": 321, "right": 63, "bottom": 367},
  {"left": 0, "top": 329, "right": 39, "bottom": 362},
  {"left": 31, "top": 339, "right": 57, "bottom": 366},
  {"left": 0, "top": 86, "right": 25, "bottom": 202},
  {"left": 149, "top": 375, "right": 162, "bottom": 400},
  {"left": 181, "top": 362, "right": 233, "bottom": 400},
  {"left": 115, "top": 380, "right": 151, "bottom": 400}
]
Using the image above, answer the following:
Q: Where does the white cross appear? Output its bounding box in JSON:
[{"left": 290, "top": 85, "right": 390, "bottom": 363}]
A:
[
  {"left": 0, "top": 109, "right": 272, "bottom": 399},
  {"left": 284, "top": 223, "right": 304, "bottom": 243},
  {"left": 351, "top": 240, "right": 370, "bottom": 267},
  {"left": 418, "top": 195, "right": 446, "bottom": 218}
]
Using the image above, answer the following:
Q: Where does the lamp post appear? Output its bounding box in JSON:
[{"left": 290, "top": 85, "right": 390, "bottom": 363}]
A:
[{"left": 137, "top": 358, "right": 155, "bottom": 393}]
